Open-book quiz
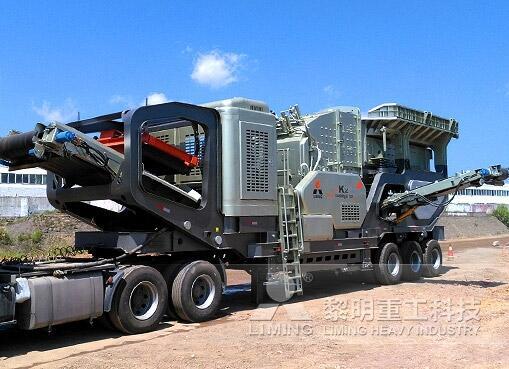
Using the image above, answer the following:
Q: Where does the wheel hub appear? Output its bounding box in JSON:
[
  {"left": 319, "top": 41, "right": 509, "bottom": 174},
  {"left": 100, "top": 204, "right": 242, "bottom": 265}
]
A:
[
  {"left": 129, "top": 281, "right": 159, "bottom": 321},
  {"left": 431, "top": 248, "right": 441, "bottom": 269},
  {"left": 191, "top": 274, "right": 216, "bottom": 310},
  {"left": 410, "top": 250, "right": 422, "bottom": 273},
  {"left": 387, "top": 252, "right": 400, "bottom": 276}
]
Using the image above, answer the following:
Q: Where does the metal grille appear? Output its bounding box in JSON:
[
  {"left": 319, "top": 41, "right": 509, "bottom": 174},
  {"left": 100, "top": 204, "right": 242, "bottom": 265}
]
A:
[
  {"left": 184, "top": 134, "right": 205, "bottom": 177},
  {"left": 250, "top": 105, "right": 264, "bottom": 112},
  {"left": 152, "top": 128, "right": 205, "bottom": 182},
  {"left": 245, "top": 129, "right": 270, "bottom": 193},
  {"left": 155, "top": 133, "right": 171, "bottom": 143},
  {"left": 341, "top": 204, "right": 360, "bottom": 222}
]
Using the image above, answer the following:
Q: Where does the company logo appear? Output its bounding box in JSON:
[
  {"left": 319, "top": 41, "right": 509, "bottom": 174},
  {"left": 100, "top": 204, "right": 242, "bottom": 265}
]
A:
[
  {"left": 312, "top": 179, "right": 323, "bottom": 198},
  {"left": 336, "top": 184, "right": 354, "bottom": 199},
  {"left": 312, "top": 178, "right": 360, "bottom": 200},
  {"left": 338, "top": 185, "right": 349, "bottom": 194}
]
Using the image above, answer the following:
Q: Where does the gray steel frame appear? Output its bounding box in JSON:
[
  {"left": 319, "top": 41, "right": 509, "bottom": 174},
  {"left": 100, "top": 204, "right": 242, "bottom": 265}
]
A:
[
  {"left": 46, "top": 103, "right": 235, "bottom": 254},
  {"left": 362, "top": 170, "right": 446, "bottom": 236},
  {"left": 49, "top": 104, "right": 450, "bottom": 262},
  {"left": 0, "top": 102, "right": 459, "bottom": 267}
]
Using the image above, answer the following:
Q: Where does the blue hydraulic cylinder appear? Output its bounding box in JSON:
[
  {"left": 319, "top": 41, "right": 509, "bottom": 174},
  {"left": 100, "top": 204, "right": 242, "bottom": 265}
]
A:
[
  {"left": 478, "top": 168, "right": 490, "bottom": 177},
  {"left": 55, "top": 131, "right": 76, "bottom": 143}
]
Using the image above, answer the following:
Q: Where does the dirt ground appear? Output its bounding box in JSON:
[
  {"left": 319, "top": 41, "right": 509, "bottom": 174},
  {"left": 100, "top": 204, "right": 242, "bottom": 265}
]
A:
[{"left": 1, "top": 235, "right": 509, "bottom": 369}]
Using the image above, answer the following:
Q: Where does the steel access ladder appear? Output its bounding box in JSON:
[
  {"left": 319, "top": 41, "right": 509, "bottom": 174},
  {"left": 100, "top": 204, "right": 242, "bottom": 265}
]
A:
[{"left": 268, "top": 148, "right": 304, "bottom": 300}]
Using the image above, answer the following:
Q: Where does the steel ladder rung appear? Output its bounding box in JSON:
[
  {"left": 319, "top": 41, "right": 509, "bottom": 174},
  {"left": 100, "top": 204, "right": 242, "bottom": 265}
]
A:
[
  {"left": 287, "top": 275, "right": 302, "bottom": 279},
  {"left": 277, "top": 179, "right": 304, "bottom": 298},
  {"left": 284, "top": 233, "right": 298, "bottom": 238}
]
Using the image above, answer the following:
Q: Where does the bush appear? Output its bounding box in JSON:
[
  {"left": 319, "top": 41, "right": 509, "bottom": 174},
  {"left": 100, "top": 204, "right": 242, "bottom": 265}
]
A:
[
  {"left": 493, "top": 205, "right": 509, "bottom": 227},
  {"left": 16, "top": 229, "right": 43, "bottom": 244},
  {"left": 17, "top": 233, "right": 30, "bottom": 243},
  {"left": 0, "top": 249, "right": 24, "bottom": 260},
  {"left": 0, "top": 228, "right": 12, "bottom": 245},
  {"left": 31, "top": 229, "right": 43, "bottom": 244}
]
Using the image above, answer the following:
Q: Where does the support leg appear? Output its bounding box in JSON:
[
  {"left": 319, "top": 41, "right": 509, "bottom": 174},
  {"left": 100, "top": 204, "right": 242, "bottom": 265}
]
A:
[{"left": 251, "top": 264, "right": 267, "bottom": 305}]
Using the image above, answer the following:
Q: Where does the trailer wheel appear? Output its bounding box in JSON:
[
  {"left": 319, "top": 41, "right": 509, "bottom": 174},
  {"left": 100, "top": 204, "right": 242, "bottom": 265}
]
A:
[
  {"left": 422, "top": 239, "right": 443, "bottom": 277},
  {"left": 108, "top": 265, "right": 168, "bottom": 334},
  {"left": 400, "top": 241, "right": 423, "bottom": 281},
  {"left": 162, "top": 262, "right": 186, "bottom": 320},
  {"left": 172, "top": 260, "right": 222, "bottom": 322},
  {"left": 374, "top": 242, "right": 403, "bottom": 285}
]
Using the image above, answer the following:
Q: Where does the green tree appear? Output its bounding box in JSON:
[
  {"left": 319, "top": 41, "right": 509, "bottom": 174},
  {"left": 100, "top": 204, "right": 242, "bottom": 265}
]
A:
[{"left": 493, "top": 205, "right": 509, "bottom": 227}]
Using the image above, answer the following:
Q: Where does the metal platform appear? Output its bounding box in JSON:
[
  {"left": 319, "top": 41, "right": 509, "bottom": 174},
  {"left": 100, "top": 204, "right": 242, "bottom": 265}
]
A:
[{"left": 363, "top": 103, "right": 459, "bottom": 146}]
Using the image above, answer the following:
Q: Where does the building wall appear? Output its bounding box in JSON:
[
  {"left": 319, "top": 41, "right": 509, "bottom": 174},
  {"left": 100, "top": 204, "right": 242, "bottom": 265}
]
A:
[
  {"left": 446, "top": 183, "right": 509, "bottom": 215},
  {"left": 0, "top": 166, "right": 124, "bottom": 217},
  {"left": 0, "top": 166, "right": 54, "bottom": 217},
  {"left": 0, "top": 196, "right": 53, "bottom": 217}
]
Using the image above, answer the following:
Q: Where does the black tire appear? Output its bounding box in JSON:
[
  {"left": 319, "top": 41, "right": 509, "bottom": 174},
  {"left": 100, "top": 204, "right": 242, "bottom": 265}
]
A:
[
  {"left": 422, "top": 239, "right": 443, "bottom": 277},
  {"left": 108, "top": 265, "right": 168, "bottom": 334},
  {"left": 162, "top": 262, "right": 186, "bottom": 320},
  {"left": 172, "top": 260, "right": 222, "bottom": 322},
  {"left": 374, "top": 242, "right": 403, "bottom": 285},
  {"left": 400, "top": 241, "right": 423, "bottom": 281}
]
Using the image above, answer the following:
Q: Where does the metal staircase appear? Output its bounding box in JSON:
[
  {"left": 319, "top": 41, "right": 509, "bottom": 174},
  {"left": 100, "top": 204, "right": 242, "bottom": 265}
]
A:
[{"left": 266, "top": 148, "right": 303, "bottom": 301}]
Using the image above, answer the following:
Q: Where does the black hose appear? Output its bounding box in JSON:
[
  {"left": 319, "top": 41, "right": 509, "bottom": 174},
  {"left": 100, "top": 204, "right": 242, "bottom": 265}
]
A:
[{"left": 0, "top": 131, "right": 36, "bottom": 161}]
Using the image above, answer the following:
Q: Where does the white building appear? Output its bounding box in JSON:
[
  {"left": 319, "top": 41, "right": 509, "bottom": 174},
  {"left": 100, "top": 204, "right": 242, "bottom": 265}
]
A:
[
  {"left": 0, "top": 165, "right": 123, "bottom": 217},
  {"left": 0, "top": 166, "right": 54, "bottom": 217},
  {"left": 1, "top": 164, "right": 507, "bottom": 217},
  {"left": 446, "top": 183, "right": 509, "bottom": 215}
]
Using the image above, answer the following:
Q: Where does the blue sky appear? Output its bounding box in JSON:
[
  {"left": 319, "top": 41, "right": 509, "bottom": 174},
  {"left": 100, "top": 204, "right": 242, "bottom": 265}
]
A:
[{"left": 0, "top": 1, "right": 508, "bottom": 173}]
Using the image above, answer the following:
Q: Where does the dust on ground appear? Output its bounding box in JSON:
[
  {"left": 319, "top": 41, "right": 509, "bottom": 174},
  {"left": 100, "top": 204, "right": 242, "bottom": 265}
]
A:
[{"left": 1, "top": 236, "right": 509, "bottom": 369}]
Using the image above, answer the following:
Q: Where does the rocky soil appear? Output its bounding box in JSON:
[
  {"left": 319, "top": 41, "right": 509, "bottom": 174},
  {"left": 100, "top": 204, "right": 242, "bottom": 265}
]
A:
[
  {"left": 2, "top": 236, "right": 509, "bottom": 369},
  {"left": 0, "top": 212, "right": 94, "bottom": 258},
  {"left": 437, "top": 215, "right": 508, "bottom": 239}
]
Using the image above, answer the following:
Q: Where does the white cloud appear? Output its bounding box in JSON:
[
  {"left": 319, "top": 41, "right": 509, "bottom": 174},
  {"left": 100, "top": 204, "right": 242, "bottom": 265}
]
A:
[
  {"left": 110, "top": 92, "right": 169, "bottom": 108},
  {"left": 33, "top": 99, "right": 78, "bottom": 122},
  {"left": 182, "top": 45, "right": 193, "bottom": 54},
  {"left": 110, "top": 95, "right": 132, "bottom": 105},
  {"left": 323, "top": 85, "right": 334, "bottom": 94},
  {"left": 323, "top": 85, "right": 341, "bottom": 98},
  {"left": 142, "top": 92, "right": 169, "bottom": 106},
  {"left": 191, "top": 50, "right": 244, "bottom": 88}
]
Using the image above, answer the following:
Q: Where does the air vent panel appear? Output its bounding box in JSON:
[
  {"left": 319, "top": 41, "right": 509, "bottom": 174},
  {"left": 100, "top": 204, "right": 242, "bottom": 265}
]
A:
[
  {"left": 240, "top": 121, "right": 276, "bottom": 200},
  {"left": 341, "top": 204, "right": 360, "bottom": 222}
]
